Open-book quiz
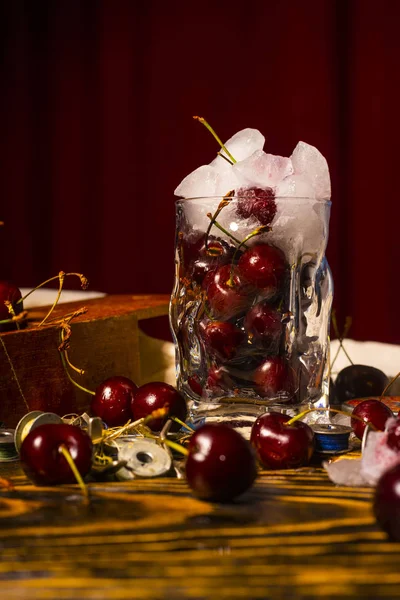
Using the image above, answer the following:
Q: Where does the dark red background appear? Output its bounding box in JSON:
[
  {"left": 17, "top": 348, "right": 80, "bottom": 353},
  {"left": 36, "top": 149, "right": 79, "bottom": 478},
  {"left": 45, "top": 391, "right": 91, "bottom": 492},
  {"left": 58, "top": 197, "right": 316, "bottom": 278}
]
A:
[{"left": 0, "top": 0, "right": 399, "bottom": 343}]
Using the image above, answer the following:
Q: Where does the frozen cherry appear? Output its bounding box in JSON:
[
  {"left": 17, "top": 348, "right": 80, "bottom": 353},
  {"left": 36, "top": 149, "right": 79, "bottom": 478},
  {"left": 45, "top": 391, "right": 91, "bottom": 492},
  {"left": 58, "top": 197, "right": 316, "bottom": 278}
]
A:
[
  {"left": 236, "top": 187, "right": 277, "bottom": 226},
  {"left": 334, "top": 365, "right": 388, "bottom": 404},
  {"left": 200, "top": 320, "right": 244, "bottom": 360},
  {"left": 187, "top": 374, "right": 203, "bottom": 396},
  {"left": 91, "top": 376, "right": 138, "bottom": 427},
  {"left": 0, "top": 281, "right": 23, "bottom": 329},
  {"left": 244, "top": 301, "right": 283, "bottom": 346},
  {"left": 185, "top": 423, "right": 257, "bottom": 502},
  {"left": 237, "top": 243, "right": 287, "bottom": 293},
  {"left": 351, "top": 399, "right": 393, "bottom": 440},
  {"left": 206, "top": 364, "right": 234, "bottom": 392},
  {"left": 254, "top": 357, "right": 296, "bottom": 399},
  {"left": 131, "top": 381, "right": 187, "bottom": 432},
  {"left": 205, "top": 264, "right": 251, "bottom": 319},
  {"left": 250, "top": 412, "right": 314, "bottom": 469},
  {"left": 386, "top": 417, "right": 400, "bottom": 451},
  {"left": 20, "top": 423, "right": 93, "bottom": 485},
  {"left": 373, "top": 465, "right": 400, "bottom": 541}
]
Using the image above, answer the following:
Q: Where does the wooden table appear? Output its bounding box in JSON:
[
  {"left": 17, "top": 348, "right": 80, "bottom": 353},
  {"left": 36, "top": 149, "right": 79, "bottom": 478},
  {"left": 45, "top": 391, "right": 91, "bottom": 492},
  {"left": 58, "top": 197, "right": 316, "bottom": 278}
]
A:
[{"left": 1, "top": 458, "right": 398, "bottom": 599}]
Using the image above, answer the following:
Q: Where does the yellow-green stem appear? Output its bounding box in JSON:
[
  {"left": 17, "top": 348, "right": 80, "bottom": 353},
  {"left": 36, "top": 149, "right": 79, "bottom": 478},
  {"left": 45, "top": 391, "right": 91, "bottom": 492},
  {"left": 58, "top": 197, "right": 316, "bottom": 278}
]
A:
[
  {"left": 193, "top": 116, "right": 236, "bottom": 164},
  {"left": 171, "top": 416, "right": 195, "bottom": 433},
  {"left": 286, "top": 407, "right": 378, "bottom": 430},
  {"left": 59, "top": 444, "right": 89, "bottom": 503},
  {"left": 381, "top": 371, "right": 400, "bottom": 398}
]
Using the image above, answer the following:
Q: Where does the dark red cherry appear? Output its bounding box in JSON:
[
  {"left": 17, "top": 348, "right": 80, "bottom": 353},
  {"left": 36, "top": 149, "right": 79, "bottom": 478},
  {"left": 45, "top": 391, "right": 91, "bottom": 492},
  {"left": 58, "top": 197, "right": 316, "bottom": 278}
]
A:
[
  {"left": 181, "top": 234, "right": 233, "bottom": 284},
  {"left": 237, "top": 243, "right": 287, "bottom": 293},
  {"left": 206, "top": 364, "right": 233, "bottom": 392},
  {"left": 250, "top": 412, "right": 314, "bottom": 469},
  {"left": 187, "top": 374, "right": 203, "bottom": 396},
  {"left": 244, "top": 301, "right": 283, "bottom": 345},
  {"left": 20, "top": 423, "right": 93, "bottom": 485},
  {"left": 204, "top": 264, "right": 251, "bottom": 319},
  {"left": 351, "top": 399, "right": 393, "bottom": 440},
  {"left": 131, "top": 381, "right": 187, "bottom": 432},
  {"left": 200, "top": 320, "right": 244, "bottom": 360},
  {"left": 236, "top": 187, "right": 277, "bottom": 226},
  {"left": 91, "top": 376, "right": 138, "bottom": 427},
  {"left": 185, "top": 423, "right": 257, "bottom": 502},
  {"left": 334, "top": 365, "right": 388, "bottom": 404},
  {"left": 0, "top": 281, "right": 23, "bottom": 329},
  {"left": 374, "top": 465, "right": 400, "bottom": 541},
  {"left": 253, "top": 357, "right": 296, "bottom": 399}
]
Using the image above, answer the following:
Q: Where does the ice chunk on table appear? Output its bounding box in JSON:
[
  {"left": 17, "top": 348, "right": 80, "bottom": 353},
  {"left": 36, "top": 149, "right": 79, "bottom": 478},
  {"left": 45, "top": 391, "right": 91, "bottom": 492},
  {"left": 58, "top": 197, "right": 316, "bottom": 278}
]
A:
[
  {"left": 174, "top": 165, "right": 219, "bottom": 198},
  {"left": 232, "top": 150, "right": 293, "bottom": 189},
  {"left": 291, "top": 141, "right": 331, "bottom": 199},
  {"left": 211, "top": 128, "right": 265, "bottom": 169}
]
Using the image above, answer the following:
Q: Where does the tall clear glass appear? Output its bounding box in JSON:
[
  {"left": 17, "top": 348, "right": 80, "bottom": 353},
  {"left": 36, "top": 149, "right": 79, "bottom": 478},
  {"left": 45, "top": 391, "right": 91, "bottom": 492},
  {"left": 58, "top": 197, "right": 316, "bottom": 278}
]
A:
[{"left": 170, "top": 195, "right": 333, "bottom": 428}]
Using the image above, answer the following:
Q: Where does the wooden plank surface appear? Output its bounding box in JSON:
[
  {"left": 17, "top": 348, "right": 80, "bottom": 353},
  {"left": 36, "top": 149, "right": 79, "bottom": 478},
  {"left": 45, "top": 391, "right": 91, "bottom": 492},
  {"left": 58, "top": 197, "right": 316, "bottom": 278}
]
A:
[{"left": 0, "top": 459, "right": 397, "bottom": 599}]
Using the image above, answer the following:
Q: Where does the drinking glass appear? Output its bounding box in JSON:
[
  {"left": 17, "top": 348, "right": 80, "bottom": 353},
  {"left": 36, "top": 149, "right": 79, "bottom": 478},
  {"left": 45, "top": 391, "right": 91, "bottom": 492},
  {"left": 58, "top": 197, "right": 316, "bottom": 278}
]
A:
[{"left": 170, "top": 195, "right": 333, "bottom": 427}]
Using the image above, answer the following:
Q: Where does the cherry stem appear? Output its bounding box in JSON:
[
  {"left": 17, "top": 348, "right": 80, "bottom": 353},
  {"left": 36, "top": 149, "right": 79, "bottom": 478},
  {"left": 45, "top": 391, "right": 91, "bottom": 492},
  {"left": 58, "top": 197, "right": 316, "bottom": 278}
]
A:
[
  {"left": 162, "top": 438, "right": 189, "bottom": 457},
  {"left": 37, "top": 271, "right": 65, "bottom": 327},
  {"left": 59, "top": 330, "right": 95, "bottom": 396},
  {"left": 0, "top": 311, "right": 28, "bottom": 326},
  {"left": 59, "top": 444, "right": 89, "bottom": 503},
  {"left": 228, "top": 224, "right": 271, "bottom": 286},
  {"left": 381, "top": 371, "right": 400, "bottom": 398},
  {"left": 205, "top": 191, "right": 234, "bottom": 250},
  {"left": 170, "top": 416, "right": 195, "bottom": 433},
  {"left": 330, "top": 311, "right": 353, "bottom": 369},
  {"left": 193, "top": 116, "right": 237, "bottom": 164},
  {"left": 286, "top": 407, "right": 378, "bottom": 431},
  {"left": 18, "top": 272, "right": 89, "bottom": 305},
  {"left": 217, "top": 152, "right": 234, "bottom": 166},
  {"left": 206, "top": 212, "right": 245, "bottom": 248}
]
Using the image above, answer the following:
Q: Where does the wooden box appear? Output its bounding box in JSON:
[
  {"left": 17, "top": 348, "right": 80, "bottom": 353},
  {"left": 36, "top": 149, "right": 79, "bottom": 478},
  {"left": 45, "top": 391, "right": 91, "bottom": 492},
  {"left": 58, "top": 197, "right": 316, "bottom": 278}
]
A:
[{"left": 0, "top": 294, "right": 170, "bottom": 427}]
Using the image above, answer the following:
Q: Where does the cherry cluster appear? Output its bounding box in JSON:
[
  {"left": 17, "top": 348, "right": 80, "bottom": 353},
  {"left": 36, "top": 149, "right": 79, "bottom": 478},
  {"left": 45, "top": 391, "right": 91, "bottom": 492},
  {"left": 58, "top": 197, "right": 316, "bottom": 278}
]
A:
[{"left": 177, "top": 190, "right": 297, "bottom": 402}]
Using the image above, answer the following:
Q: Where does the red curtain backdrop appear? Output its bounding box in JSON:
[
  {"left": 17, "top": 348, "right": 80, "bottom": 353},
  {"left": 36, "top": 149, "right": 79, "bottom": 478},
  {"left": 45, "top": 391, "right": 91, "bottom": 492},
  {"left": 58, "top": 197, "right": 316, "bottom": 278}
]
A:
[{"left": 0, "top": 0, "right": 399, "bottom": 343}]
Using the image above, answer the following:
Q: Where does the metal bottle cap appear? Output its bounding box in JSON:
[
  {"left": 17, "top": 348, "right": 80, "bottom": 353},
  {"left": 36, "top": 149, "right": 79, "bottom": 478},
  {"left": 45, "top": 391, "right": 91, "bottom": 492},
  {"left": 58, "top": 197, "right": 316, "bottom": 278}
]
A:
[
  {"left": 115, "top": 437, "right": 172, "bottom": 479},
  {"left": 15, "top": 411, "right": 63, "bottom": 452}
]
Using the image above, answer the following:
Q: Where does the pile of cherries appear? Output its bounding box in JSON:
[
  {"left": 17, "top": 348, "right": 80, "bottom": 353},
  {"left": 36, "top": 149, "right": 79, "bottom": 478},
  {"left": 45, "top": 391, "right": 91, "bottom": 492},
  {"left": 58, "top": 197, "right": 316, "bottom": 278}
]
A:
[{"left": 177, "top": 187, "right": 298, "bottom": 402}]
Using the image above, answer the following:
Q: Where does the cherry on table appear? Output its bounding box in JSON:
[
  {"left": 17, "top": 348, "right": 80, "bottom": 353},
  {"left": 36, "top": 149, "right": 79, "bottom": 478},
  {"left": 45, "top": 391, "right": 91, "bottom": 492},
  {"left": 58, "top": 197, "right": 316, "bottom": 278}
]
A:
[
  {"left": 237, "top": 243, "right": 287, "bottom": 293},
  {"left": 373, "top": 464, "right": 400, "bottom": 541},
  {"left": 131, "top": 381, "right": 187, "bottom": 432},
  {"left": 200, "top": 320, "right": 244, "bottom": 360},
  {"left": 185, "top": 423, "right": 257, "bottom": 502},
  {"left": 351, "top": 398, "right": 393, "bottom": 440},
  {"left": 253, "top": 356, "right": 296, "bottom": 399},
  {"left": 91, "top": 376, "right": 138, "bottom": 427},
  {"left": 20, "top": 423, "right": 93, "bottom": 485},
  {"left": 236, "top": 187, "right": 277, "bottom": 226},
  {"left": 334, "top": 365, "right": 389, "bottom": 405},
  {"left": 250, "top": 412, "right": 314, "bottom": 469}
]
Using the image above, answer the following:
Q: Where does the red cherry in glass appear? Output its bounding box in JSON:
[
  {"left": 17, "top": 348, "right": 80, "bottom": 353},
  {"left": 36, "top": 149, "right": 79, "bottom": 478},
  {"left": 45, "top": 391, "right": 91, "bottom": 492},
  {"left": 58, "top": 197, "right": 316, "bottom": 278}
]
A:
[
  {"left": 91, "top": 376, "right": 138, "bottom": 427},
  {"left": 204, "top": 264, "right": 251, "bottom": 319},
  {"left": 206, "top": 364, "right": 233, "bottom": 391},
  {"left": 244, "top": 301, "right": 283, "bottom": 345},
  {"left": 236, "top": 187, "right": 277, "bottom": 226},
  {"left": 200, "top": 320, "right": 244, "bottom": 360},
  {"left": 254, "top": 357, "right": 296, "bottom": 399},
  {"left": 250, "top": 412, "right": 314, "bottom": 469},
  {"left": 185, "top": 423, "right": 257, "bottom": 502},
  {"left": 131, "top": 382, "right": 187, "bottom": 432},
  {"left": 20, "top": 423, "right": 93, "bottom": 485},
  {"left": 351, "top": 399, "right": 393, "bottom": 440},
  {"left": 181, "top": 234, "right": 233, "bottom": 284},
  {"left": 237, "top": 243, "right": 287, "bottom": 293},
  {"left": 373, "top": 465, "right": 400, "bottom": 541},
  {"left": 386, "top": 417, "right": 400, "bottom": 452},
  {"left": 0, "top": 281, "right": 23, "bottom": 329},
  {"left": 187, "top": 374, "right": 203, "bottom": 396}
]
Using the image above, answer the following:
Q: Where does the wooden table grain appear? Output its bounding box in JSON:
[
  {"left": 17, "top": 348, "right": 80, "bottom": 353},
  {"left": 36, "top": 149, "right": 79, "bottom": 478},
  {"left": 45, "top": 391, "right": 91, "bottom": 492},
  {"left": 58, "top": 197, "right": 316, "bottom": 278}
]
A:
[{"left": 0, "top": 458, "right": 398, "bottom": 600}]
